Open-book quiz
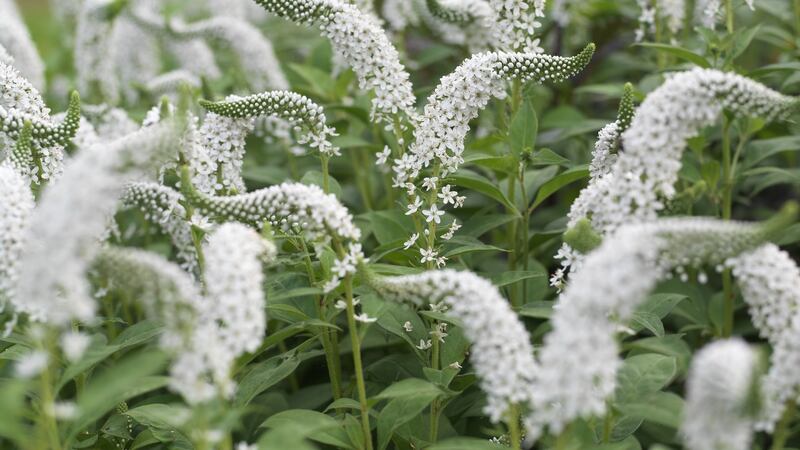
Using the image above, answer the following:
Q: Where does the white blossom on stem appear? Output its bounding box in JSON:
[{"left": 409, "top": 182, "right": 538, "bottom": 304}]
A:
[{"left": 682, "top": 338, "right": 758, "bottom": 450}]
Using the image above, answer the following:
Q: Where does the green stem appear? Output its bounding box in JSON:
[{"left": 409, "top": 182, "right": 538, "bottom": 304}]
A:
[
  {"left": 507, "top": 405, "right": 522, "bottom": 450},
  {"left": 771, "top": 401, "right": 796, "bottom": 450},
  {"left": 725, "top": 0, "right": 734, "bottom": 33},
  {"left": 300, "top": 240, "right": 342, "bottom": 399},
  {"left": 602, "top": 409, "right": 613, "bottom": 443},
  {"left": 795, "top": 0, "right": 800, "bottom": 38},
  {"left": 429, "top": 333, "right": 441, "bottom": 442},
  {"left": 721, "top": 117, "right": 734, "bottom": 337},
  {"left": 519, "top": 166, "right": 529, "bottom": 300},
  {"left": 38, "top": 340, "right": 62, "bottom": 450},
  {"left": 321, "top": 155, "right": 331, "bottom": 194},
  {"left": 344, "top": 276, "right": 373, "bottom": 450}
]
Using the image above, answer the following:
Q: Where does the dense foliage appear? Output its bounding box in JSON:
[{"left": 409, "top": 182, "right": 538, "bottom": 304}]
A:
[{"left": 0, "top": 0, "right": 799, "bottom": 449}]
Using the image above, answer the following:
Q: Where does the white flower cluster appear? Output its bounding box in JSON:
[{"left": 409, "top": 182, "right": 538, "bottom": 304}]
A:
[
  {"left": 394, "top": 45, "right": 594, "bottom": 253},
  {"left": 568, "top": 69, "right": 797, "bottom": 247},
  {"left": 75, "top": 0, "right": 120, "bottom": 103},
  {"left": 373, "top": 269, "right": 539, "bottom": 424},
  {"left": 528, "top": 217, "right": 779, "bottom": 440},
  {"left": 636, "top": 0, "right": 685, "bottom": 41},
  {"left": 553, "top": 84, "right": 635, "bottom": 287},
  {"left": 727, "top": 243, "right": 800, "bottom": 431},
  {"left": 182, "top": 178, "right": 363, "bottom": 292},
  {"left": 681, "top": 338, "right": 757, "bottom": 450},
  {"left": 110, "top": 17, "right": 161, "bottom": 104},
  {"left": 489, "top": 0, "right": 545, "bottom": 53},
  {"left": 424, "top": 0, "right": 501, "bottom": 51},
  {"left": 0, "top": 165, "right": 34, "bottom": 305},
  {"left": 81, "top": 104, "right": 139, "bottom": 140},
  {"left": 0, "top": 0, "right": 45, "bottom": 89},
  {"left": 253, "top": 0, "right": 417, "bottom": 125},
  {"left": 95, "top": 224, "right": 275, "bottom": 404},
  {"left": 381, "top": 0, "right": 421, "bottom": 31},
  {"left": 0, "top": 44, "right": 12, "bottom": 66},
  {"left": 121, "top": 182, "right": 199, "bottom": 275},
  {"left": 172, "top": 223, "right": 275, "bottom": 402},
  {"left": 14, "top": 121, "right": 181, "bottom": 326},
  {"left": 695, "top": 0, "right": 722, "bottom": 28},
  {"left": 196, "top": 108, "right": 254, "bottom": 194},
  {"left": 201, "top": 91, "right": 340, "bottom": 157},
  {"left": 93, "top": 246, "right": 202, "bottom": 352}
]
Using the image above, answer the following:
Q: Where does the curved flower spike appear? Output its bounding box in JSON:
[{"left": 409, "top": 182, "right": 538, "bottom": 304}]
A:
[
  {"left": 575, "top": 68, "right": 798, "bottom": 238},
  {"left": 682, "top": 339, "right": 759, "bottom": 450},
  {"left": 130, "top": 8, "right": 288, "bottom": 92},
  {"left": 369, "top": 269, "right": 538, "bottom": 425},
  {"left": 180, "top": 166, "right": 363, "bottom": 291},
  {"left": 426, "top": 0, "right": 482, "bottom": 24},
  {"left": 121, "top": 182, "right": 199, "bottom": 274},
  {"left": 0, "top": 0, "right": 45, "bottom": 89},
  {"left": 145, "top": 71, "right": 202, "bottom": 98},
  {"left": 527, "top": 209, "right": 796, "bottom": 441},
  {"left": 252, "top": 0, "right": 417, "bottom": 124},
  {"left": 0, "top": 91, "right": 82, "bottom": 147},
  {"left": 200, "top": 91, "right": 340, "bottom": 157},
  {"left": 92, "top": 246, "right": 202, "bottom": 351},
  {"left": 0, "top": 165, "right": 34, "bottom": 306},
  {"left": 424, "top": 0, "right": 500, "bottom": 51},
  {"left": 727, "top": 244, "right": 800, "bottom": 431},
  {"left": 14, "top": 120, "right": 183, "bottom": 326}
]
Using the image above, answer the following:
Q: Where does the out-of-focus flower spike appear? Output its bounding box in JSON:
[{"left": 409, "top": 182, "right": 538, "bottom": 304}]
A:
[
  {"left": 426, "top": 0, "right": 475, "bottom": 23},
  {"left": 727, "top": 241, "right": 800, "bottom": 431},
  {"left": 14, "top": 120, "right": 183, "bottom": 326},
  {"left": 92, "top": 246, "right": 202, "bottom": 351},
  {"left": 200, "top": 91, "right": 340, "bottom": 157},
  {"left": 252, "top": 0, "right": 417, "bottom": 125},
  {"left": 75, "top": 0, "right": 121, "bottom": 104},
  {"left": 0, "top": 164, "right": 34, "bottom": 307},
  {"left": 0, "top": 44, "right": 13, "bottom": 66},
  {"left": 130, "top": 8, "right": 288, "bottom": 92},
  {"left": 527, "top": 210, "right": 797, "bottom": 442},
  {"left": 121, "top": 182, "right": 199, "bottom": 275},
  {"left": 368, "top": 268, "right": 538, "bottom": 425},
  {"left": 682, "top": 339, "right": 760, "bottom": 450},
  {"left": 489, "top": 0, "right": 546, "bottom": 52},
  {"left": 0, "top": 0, "right": 46, "bottom": 90}
]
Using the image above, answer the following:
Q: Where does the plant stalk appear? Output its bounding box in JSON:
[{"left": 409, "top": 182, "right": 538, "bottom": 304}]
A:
[
  {"left": 344, "top": 276, "right": 373, "bottom": 450},
  {"left": 721, "top": 117, "right": 734, "bottom": 337}
]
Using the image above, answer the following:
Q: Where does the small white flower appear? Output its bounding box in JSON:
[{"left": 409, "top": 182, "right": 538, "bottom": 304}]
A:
[
  {"left": 60, "top": 331, "right": 91, "bottom": 362},
  {"left": 420, "top": 248, "right": 438, "bottom": 264},
  {"left": 422, "top": 176, "right": 438, "bottom": 191},
  {"left": 403, "top": 233, "right": 419, "bottom": 250},
  {"left": 416, "top": 339, "right": 432, "bottom": 350},
  {"left": 436, "top": 256, "right": 448, "bottom": 268},
  {"left": 190, "top": 213, "right": 213, "bottom": 232},
  {"left": 406, "top": 197, "right": 423, "bottom": 215},
  {"left": 15, "top": 350, "right": 48, "bottom": 378},
  {"left": 376, "top": 146, "right": 391, "bottom": 166},
  {"left": 402, "top": 321, "right": 413, "bottom": 332},
  {"left": 422, "top": 204, "right": 445, "bottom": 224},
  {"left": 51, "top": 401, "right": 77, "bottom": 420},
  {"left": 449, "top": 361, "right": 462, "bottom": 370},
  {"left": 355, "top": 313, "right": 377, "bottom": 323},
  {"left": 334, "top": 300, "right": 347, "bottom": 310},
  {"left": 438, "top": 185, "right": 457, "bottom": 204}
]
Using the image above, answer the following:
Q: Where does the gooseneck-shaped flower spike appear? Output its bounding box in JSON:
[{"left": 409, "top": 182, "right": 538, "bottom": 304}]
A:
[
  {"left": 180, "top": 166, "right": 363, "bottom": 292},
  {"left": 0, "top": 0, "right": 46, "bottom": 90},
  {"left": 574, "top": 68, "right": 798, "bottom": 239},
  {"left": 14, "top": 120, "right": 183, "bottom": 326},
  {"left": 681, "top": 338, "right": 759, "bottom": 450},
  {"left": 551, "top": 83, "right": 637, "bottom": 286},
  {"left": 727, "top": 244, "right": 800, "bottom": 431},
  {"left": 393, "top": 44, "right": 594, "bottom": 255},
  {"left": 170, "top": 223, "right": 275, "bottom": 403},
  {"left": 200, "top": 91, "right": 340, "bottom": 157},
  {"left": 526, "top": 208, "right": 797, "bottom": 441},
  {"left": 92, "top": 246, "right": 202, "bottom": 351},
  {"left": 251, "top": 0, "right": 417, "bottom": 125},
  {"left": 121, "top": 182, "right": 199, "bottom": 274},
  {"left": 130, "top": 7, "right": 288, "bottom": 92},
  {"left": 0, "top": 91, "right": 81, "bottom": 148},
  {"left": 0, "top": 164, "right": 34, "bottom": 306},
  {"left": 369, "top": 269, "right": 538, "bottom": 425}
]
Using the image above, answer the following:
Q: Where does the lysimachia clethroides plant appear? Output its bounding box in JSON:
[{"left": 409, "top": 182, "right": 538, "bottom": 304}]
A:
[{"left": 1, "top": 0, "right": 799, "bottom": 448}]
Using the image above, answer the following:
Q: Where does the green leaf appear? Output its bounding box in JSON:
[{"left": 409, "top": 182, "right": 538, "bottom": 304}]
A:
[
  {"left": 488, "top": 270, "right": 546, "bottom": 287},
  {"left": 730, "top": 25, "right": 761, "bottom": 59},
  {"left": 261, "top": 409, "right": 354, "bottom": 449},
  {"left": 635, "top": 43, "right": 711, "bottom": 68},
  {"left": 509, "top": 98, "right": 538, "bottom": 157},
  {"left": 447, "top": 170, "right": 518, "bottom": 213},
  {"left": 377, "top": 394, "right": 440, "bottom": 450},
  {"left": 375, "top": 378, "right": 442, "bottom": 400},
  {"left": 615, "top": 354, "right": 677, "bottom": 404},
  {"left": 301, "top": 170, "right": 343, "bottom": 198},
  {"left": 125, "top": 404, "right": 190, "bottom": 430},
  {"left": 531, "top": 166, "right": 589, "bottom": 209},
  {"left": 517, "top": 301, "right": 554, "bottom": 319},
  {"left": 529, "top": 148, "right": 569, "bottom": 166},
  {"left": 235, "top": 354, "right": 304, "bottom": 406},
  {"left": 67, "top": 350, "right": 169, "bottom": 444},
  {"left": 629, "top": 312, "right": 664, "bottom": 337},
  {"left": 617, "top": 392, "right": 684, "bottom": 429}
]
